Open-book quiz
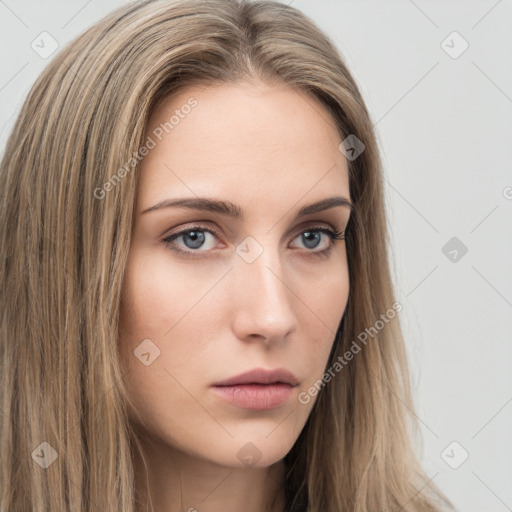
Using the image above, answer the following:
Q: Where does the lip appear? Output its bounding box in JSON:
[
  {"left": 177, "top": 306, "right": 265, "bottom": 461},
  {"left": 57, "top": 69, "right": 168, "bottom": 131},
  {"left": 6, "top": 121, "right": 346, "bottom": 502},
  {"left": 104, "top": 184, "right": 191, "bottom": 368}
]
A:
[
  {"left": 211, "top": 368, "right": 299, "bottom": 387},
  {"left": 211, "top": 383, "right": 295, "bottom": 410},
  {"left": 211, "top": 368, "right": 299, "bottom": 411}
]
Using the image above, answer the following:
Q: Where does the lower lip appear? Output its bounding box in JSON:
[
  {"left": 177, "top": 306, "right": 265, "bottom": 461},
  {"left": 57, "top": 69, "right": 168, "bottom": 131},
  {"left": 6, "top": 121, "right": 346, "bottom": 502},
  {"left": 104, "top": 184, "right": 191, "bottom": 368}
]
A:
[{"left": 211, "top": 383, "right": 294, "bottom": 410}]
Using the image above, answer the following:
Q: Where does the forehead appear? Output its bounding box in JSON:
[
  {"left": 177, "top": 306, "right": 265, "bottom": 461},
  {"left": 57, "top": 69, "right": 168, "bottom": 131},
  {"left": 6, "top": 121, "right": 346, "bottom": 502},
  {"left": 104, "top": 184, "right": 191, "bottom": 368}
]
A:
[{"left": 137, "top": 81, "right": 350, "bottom": 213}]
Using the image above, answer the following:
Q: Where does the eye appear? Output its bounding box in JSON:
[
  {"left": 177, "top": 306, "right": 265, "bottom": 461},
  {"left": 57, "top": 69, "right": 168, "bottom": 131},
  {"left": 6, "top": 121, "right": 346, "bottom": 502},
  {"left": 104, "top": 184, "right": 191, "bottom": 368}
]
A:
[
  {"left": 162, "top": 224, "right": 345, "bottom": 258},
  {"left": 290, "top": 226, "right": 345, "bottom": 254},
  {"left": 163, "top": 225, "right": 220, "bottom": 255}
]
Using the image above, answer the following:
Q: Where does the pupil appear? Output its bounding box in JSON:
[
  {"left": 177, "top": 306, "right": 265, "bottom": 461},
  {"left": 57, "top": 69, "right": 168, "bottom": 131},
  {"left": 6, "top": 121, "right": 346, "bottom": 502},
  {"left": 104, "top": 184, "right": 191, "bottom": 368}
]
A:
[
  {"left": 185, "top": 231, "right": 205, "bottom": 249},
  {"left": 303, "top": 231, "right": 320, "bottom": 249}
]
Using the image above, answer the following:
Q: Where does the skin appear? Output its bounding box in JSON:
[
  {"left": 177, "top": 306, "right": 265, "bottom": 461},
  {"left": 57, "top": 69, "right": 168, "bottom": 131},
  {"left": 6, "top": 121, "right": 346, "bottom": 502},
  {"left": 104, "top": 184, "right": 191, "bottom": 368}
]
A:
[{"left": 118, "top": 79, "right": 352, "bottom": 512}]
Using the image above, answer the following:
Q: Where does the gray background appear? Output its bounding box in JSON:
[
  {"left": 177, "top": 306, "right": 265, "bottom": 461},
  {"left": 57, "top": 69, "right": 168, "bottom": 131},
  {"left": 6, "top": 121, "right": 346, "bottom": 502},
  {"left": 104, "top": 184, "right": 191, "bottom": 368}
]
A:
[{"left": 1, "top": 1, "right": 511, "bottom": 510}]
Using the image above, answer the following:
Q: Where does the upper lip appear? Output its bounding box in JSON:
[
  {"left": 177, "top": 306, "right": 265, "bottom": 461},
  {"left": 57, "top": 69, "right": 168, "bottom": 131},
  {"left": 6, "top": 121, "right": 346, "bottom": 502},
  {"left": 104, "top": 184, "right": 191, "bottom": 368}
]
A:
[{"left": 212, "top": 368, "right": 299, "bottom": 387}]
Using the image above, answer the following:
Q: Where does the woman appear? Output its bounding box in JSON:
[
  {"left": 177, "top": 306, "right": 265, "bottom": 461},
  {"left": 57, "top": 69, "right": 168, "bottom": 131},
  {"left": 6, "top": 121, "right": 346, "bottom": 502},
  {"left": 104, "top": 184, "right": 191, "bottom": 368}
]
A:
[{"left": 0, "top": 0, "right": 454, "bottom": 511}]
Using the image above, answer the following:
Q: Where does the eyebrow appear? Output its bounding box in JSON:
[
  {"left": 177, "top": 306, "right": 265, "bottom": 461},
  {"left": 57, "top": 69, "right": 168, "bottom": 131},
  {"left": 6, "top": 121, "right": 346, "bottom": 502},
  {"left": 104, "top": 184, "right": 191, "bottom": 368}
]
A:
[{"left": 141, "top": 195, "right": 354, "bottom": 218}]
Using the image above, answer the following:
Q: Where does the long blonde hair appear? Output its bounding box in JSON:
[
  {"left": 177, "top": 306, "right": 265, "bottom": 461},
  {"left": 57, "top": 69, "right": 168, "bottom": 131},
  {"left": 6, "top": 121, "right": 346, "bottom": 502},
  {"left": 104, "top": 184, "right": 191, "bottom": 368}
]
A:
[{"left": 0, "top": 0, "right": 453, "bottom": 510}]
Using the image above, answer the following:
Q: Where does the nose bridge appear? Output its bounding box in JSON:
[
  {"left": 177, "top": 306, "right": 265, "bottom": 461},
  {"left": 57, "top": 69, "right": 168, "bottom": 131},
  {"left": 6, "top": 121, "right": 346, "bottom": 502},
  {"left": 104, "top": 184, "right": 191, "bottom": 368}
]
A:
[{"left": 230, "top": 237, "right": 297, "bottom": 339}]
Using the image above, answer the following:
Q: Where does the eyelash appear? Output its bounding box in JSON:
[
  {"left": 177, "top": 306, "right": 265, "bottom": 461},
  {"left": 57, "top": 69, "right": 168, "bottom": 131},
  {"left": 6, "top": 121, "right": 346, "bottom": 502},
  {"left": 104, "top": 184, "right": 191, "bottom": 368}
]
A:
[{"left": 162, "top": 224, "right": 346, "bottom": 259}]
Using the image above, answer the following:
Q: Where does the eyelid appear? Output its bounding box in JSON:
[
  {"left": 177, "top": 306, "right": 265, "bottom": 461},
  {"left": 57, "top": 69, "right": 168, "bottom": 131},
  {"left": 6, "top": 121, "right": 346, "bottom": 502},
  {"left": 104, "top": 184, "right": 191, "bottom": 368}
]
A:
[
  {"left": 290, "top": 219, "right": 342, "bottom": 236},
  {"left": 162, "top": 223, "right": 225, "bottom": 250},
  {"left": 162, "top": 219, "right": 342, "bottom": 240},
  {"left": 161, "top": 220, "right": 345, "bottom": 255}
]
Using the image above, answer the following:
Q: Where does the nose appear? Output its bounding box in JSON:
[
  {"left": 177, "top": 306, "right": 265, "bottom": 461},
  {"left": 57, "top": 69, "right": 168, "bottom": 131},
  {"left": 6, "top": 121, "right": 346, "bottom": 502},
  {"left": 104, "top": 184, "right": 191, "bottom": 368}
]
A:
[{"left": 229, "top": 244, "right": 298, "bottom": 345}]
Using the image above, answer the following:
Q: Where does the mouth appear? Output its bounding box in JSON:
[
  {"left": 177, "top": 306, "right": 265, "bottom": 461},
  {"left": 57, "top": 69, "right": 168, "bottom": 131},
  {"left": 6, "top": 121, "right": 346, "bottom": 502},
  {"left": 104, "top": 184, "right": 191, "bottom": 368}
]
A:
[
  {"left": 211, "top": 367, "right": 299, "bottom": 387},
  {"left": 211, "top": 367, "right": 299, "bottom": 410},
  {"left": 211, "top": 383, "right": 295, "bottom": 410}
]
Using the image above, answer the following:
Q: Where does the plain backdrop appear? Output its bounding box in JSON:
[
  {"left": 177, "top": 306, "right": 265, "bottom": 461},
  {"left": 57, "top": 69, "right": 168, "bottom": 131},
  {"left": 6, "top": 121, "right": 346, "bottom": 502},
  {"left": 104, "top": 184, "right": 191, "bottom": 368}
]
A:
[{"left": 1, "top": 1, "right": 511, "bottom": 510}]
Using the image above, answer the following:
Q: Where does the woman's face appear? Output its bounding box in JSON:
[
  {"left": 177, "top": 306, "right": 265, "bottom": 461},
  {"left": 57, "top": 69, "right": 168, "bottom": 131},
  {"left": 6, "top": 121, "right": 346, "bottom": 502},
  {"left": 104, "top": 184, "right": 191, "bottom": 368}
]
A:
[{"left": 119, "top": 80, "right": 352, "bottom": 468}]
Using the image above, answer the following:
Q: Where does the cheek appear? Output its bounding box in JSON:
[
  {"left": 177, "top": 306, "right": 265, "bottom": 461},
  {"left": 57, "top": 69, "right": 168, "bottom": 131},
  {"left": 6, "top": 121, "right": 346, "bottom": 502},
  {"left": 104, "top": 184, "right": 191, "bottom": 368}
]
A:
[
  {"left": 301, "top": 256, "right": 349, "bottom": 364},
  {"left": 119, "top": 246, "right": 215, "bottom": 341},
  {"left": 118, "top": 248, "right": 228, "bottom": 405},
  {"left": 296, "top": 249, "right": 349, "bottom": 334},
  {"left": 287, "top": 254, "right": 348, "bottom": 381}
]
